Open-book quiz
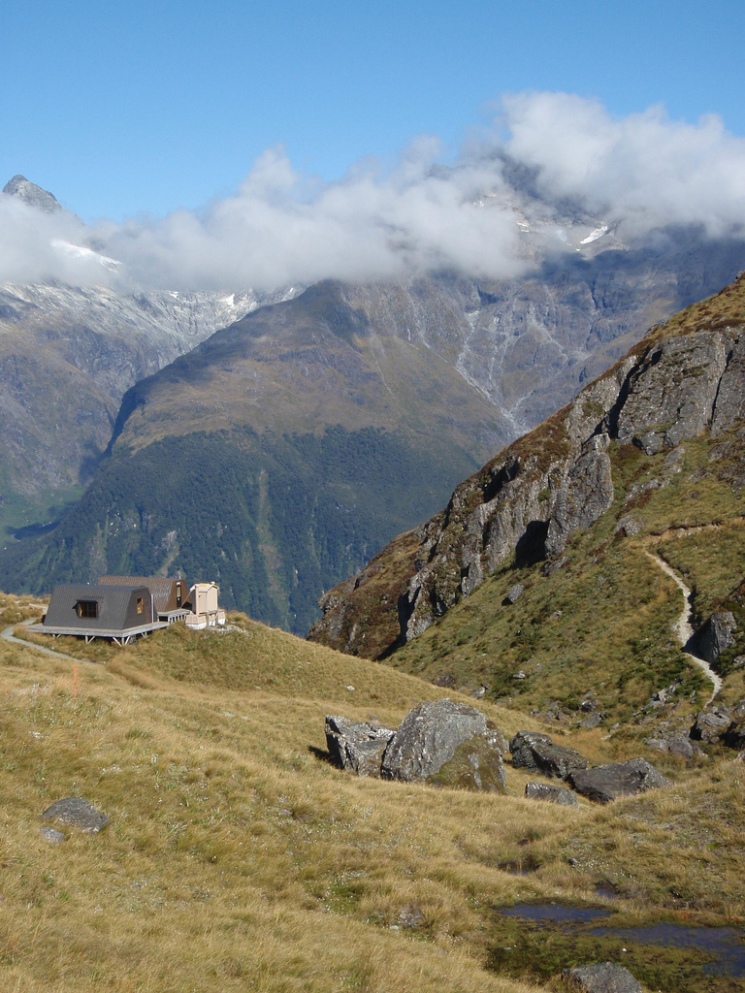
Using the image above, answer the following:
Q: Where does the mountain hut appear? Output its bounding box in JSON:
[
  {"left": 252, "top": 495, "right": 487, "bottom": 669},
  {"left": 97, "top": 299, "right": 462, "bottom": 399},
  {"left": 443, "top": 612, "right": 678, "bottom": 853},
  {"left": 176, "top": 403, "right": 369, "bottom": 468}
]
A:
[{"left": 40, "top": 583, "right": 168, "bottom": 645}]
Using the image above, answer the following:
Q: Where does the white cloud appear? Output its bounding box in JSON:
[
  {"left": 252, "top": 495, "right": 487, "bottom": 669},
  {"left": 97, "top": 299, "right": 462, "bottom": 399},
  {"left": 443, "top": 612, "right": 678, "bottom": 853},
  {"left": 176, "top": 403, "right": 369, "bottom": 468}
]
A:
[
  {"left": 3, "top": 92, "right": 745, "bottom": 291},
  {"left": 502, "top": 92, "right": 745, "bottom": 237}
]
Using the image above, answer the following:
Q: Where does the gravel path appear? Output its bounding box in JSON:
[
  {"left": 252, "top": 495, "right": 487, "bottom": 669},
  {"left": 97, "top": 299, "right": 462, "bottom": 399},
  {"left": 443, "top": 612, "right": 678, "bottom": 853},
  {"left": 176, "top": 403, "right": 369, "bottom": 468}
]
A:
[
  {"left": 645, "top": 551, "right": 722, "bottom": 704},
  {"left": 0, "top": 625, "right": 92, "bottom": 664}
]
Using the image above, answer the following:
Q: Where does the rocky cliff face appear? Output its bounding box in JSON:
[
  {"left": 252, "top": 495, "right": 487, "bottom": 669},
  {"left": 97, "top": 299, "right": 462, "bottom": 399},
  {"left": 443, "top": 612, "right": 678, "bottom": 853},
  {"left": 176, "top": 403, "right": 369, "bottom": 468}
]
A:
[{"left": 308, "top": 276, "right": 745, "bottom": 658}]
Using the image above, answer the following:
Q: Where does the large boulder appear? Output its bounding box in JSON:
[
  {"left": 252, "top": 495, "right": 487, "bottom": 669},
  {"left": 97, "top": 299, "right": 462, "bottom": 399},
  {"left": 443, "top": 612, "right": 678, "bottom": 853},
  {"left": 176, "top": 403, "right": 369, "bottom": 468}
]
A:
[
  {"left": 695, "top": 611, "right": 737, "bottom": 665},
  {"left": 568, "top": 758, "right": 669, "bottom": 803},
  {"left": 41, "top": 797, "right": 109, "bottom": 834},
  {"left": 509, "top": 730, "right": 588, "bottom": 780},
  {"left": 564, "top": 961, "right": 642, "bottom": 992},
  {"left": 690, "top": 705, "right": 732, "bottom": 743},
  {"left": 381, "top": 699, "right": 507, "bottom": 792},
  {"left": 324, "top": 716, "right": 395, "bottom": 777}
]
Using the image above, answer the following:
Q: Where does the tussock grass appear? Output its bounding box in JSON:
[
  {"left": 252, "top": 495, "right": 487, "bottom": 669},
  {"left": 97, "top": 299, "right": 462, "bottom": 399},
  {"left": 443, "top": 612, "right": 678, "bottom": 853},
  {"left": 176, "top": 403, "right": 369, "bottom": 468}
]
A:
[{"left": 2, "top": 590, "right": 745, "bottom": 991}]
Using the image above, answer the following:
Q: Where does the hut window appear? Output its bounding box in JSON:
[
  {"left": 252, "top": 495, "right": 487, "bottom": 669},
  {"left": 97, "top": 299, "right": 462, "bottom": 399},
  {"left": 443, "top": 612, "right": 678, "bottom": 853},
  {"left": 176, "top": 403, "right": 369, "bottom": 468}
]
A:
[
  {"left": 176, "top": 582, "right": 182, "bottom": 608},
  {"left": 75, "top": 600, "right": 98, "bottom": 619},
  {"left": 136, "top": 597, "right": 144, "bottom": 614}
]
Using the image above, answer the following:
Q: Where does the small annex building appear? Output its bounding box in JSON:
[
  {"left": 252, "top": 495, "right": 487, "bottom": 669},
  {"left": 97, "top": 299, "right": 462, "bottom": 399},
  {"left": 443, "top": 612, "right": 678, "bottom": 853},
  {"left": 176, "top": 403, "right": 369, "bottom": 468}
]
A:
[
  {"left": 40, "top": 583, "right": 167, "bottom": 645},
  {"left": 187, "top": 581, "right": 226, "bottom": 629}
]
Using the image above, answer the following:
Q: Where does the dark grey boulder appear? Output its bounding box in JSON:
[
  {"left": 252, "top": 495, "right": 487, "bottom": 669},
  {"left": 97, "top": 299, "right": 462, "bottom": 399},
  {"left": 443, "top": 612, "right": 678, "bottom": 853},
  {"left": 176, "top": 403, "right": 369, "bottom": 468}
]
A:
[
  {"left": 695, "top": 611, "right": 737, "bottom": 665},
  {"left": 324, "top": 715, "right": 395, "bottom": 777},
  {"left": 565, "top": 961, "right": 642, "bottom": 992},
  {"left": 509, "top": 730, "right": 589, "bottom": 780},
  {"left": 690, "top": 705, "right": 732, "bottom": 743},
  {"left": 505, "top": 583, "right": 524, "bottom": 604},
  {"left": 568, "top": 758, "right": 669, "bottom": 803},
  {"left": 41, "top": 797, "right": 109, "bottom": 833},
  {"left": 381, "top": 699, "right": 507, "bottom": 792},
  {"left": 525, "top": 782, "right": 579, "bottom": 806}
]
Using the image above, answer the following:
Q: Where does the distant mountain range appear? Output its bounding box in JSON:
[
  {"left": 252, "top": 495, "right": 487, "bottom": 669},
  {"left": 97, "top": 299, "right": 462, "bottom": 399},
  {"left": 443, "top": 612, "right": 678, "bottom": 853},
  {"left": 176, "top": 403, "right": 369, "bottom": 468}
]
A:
[{"left": 2, "top": 174, "right": 745, "bottom": 633}]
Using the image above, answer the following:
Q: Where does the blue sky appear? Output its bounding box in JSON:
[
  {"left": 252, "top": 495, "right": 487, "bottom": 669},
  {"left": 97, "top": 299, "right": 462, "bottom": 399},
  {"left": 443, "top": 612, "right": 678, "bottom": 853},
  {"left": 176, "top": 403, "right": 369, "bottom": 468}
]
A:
[{"left": 3, "top": 0, "right": 745, "bottom": 223}]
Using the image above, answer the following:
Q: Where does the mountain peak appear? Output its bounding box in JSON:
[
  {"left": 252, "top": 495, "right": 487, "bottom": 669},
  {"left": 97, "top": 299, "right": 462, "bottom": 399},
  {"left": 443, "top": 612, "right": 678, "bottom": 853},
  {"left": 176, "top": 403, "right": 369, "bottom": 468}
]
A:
[{"left": 2, "top": 174, "right": 61, "bottom": 213}]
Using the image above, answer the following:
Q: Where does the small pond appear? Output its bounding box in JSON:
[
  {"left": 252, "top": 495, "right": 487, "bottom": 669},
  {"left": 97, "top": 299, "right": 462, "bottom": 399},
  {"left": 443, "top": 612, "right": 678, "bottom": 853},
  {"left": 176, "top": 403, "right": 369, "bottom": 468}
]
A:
[
  {"left": 495, "top": 903, "right": 745, "bottom": 982},
  {"left": 500, "top": 903, "right": 609, "bottom": 924},
  {"left": 589, "top": 922, "right": 745, "bottom": 978}
]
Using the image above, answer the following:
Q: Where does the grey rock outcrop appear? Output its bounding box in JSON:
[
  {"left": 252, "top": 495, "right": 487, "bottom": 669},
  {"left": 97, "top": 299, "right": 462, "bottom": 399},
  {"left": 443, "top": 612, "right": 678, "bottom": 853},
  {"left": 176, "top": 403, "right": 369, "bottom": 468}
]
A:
[
  {"left": 545, "top": 434, "right": 615, "bottom": 558},
  {"left": 381, "top": 699, "right": 507, "bottom": 792},
  {"left": 41, "top": 797, "right": 109, "bottom": 833},
  {"left": 565, "top": 961, "right": 642, "bottom": 993},
  {"left": 695, "top": 611, "right": 737, "bottom": 665},
  {"left": 325, "top": 700, "right": 507, "bottom": 791},
  {"left": 525, "top": 782, "right": 579, "bottom": 806},
  {"left": 712, "top": 333, "right": 745, "bottom": 435},
  {"left": 568, "top": 758, "right": 669, "bottom": 803},
  {"left": 324, "top": 716, "right": 395, "bottom": 777},
  {"left": 690, "top": 705, "right": 732, "bottom": 742},
  {"left": 509, "top": 730, "right": 589, "bottom": 780},
  {"left": 616, "top": 333, "right": 729, "bottom": 455}
]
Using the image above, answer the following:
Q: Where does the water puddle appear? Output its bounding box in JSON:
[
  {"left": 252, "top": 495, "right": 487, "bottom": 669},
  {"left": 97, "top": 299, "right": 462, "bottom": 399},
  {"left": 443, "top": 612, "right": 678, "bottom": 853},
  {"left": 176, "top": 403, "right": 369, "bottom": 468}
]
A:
[
  {"left": 495, "top": 903, "right": 745, "bottom": 979},
  {"left": 590, "top": 923, "right": 745, "bottom": 978},
  {"left": 500, "top": 903, "right": 609, "bottom": 924}
]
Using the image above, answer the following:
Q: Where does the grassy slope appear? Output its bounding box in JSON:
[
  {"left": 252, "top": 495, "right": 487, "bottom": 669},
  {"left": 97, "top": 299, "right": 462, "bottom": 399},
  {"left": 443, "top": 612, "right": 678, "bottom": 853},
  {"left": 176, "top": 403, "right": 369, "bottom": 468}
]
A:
[
  {"left": 1, "top": 596, "right": 745, "bottom": 992},
  {"left": 391, "top": 433, "right": 745, "bottom": 726}
]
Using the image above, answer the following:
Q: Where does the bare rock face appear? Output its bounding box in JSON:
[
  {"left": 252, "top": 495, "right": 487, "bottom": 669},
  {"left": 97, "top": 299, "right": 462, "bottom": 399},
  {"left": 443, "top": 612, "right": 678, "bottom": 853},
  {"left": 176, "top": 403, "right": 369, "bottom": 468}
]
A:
[
  {"left": 565, "top": 961, "right": 642, "bottom": 993},
  {"left": 616, "top": 333, "right": 729, "bottom": 454},
  {"left": 510, "top": 731, "right": 589, "bottom": 780},
  {"left": 324, "top": 716, "right": 395, "bottom": 777},
  {"left": 545, "top": 435, "right": 614, "bottom": 558},
  {"left": 41, "top": 797, "right": 109, "bottom": 833},
  {"left": 712, "top": 333, "right": 745, "bottom": 436},
  {"left": 568, "top": 758, "right": 669, "bottom": 803},
  {"left": 525, "top": 782, "right": 579, "bottom": 806}
]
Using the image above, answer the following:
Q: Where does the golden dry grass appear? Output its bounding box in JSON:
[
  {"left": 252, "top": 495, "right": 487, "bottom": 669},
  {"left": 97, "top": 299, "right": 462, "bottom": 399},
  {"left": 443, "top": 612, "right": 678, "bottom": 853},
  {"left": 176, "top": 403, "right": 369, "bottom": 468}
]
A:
[{"left": 1, "top": 594, "right": 744, "bottom": 992}]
